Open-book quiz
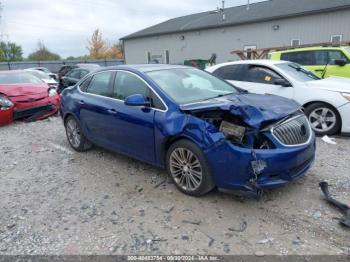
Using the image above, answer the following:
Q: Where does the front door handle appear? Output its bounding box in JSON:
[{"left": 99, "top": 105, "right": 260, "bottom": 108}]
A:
[
  {"left": 107, "top": 109, "right": 118, "bottom": 115},
  {"left": 78, "top": 100, "right": 85, "bottom": 105},
  {"left": 315, "top": 69, "right": 325, "bottom": 72}
]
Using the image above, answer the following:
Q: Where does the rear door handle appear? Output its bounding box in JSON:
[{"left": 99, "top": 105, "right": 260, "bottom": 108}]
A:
[
  {"left": 107, "top": 109, "right": 118, "bottom": 115},
  {"left": 315, "top": 69, "right": 325, "bottom": 72},
  {"left": 78, "top": 100, "right": 85, "bottom": 105}
]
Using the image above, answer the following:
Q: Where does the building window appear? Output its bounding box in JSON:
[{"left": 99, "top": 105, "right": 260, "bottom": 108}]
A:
[
  {"left": 291, "top": 39, "right": 300, "bottom": 47},
  {"left": 331, "top": 35, "right": 342, "bottom": 44}
]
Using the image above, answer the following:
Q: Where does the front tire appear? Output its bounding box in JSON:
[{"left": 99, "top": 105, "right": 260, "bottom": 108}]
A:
[
  {"left": 166, "top": 139, "right": 215, "bottom": 196},
  {"left": 65, "top": 116, "right": 92, "bottom": 152},
  {"left": 304, "top": 103, "right": 341, "bottom": 136}
]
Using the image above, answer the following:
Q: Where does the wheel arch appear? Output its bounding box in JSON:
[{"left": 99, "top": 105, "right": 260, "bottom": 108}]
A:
[
  {"left": 63, "top": 112, "right": 79, "bottom": 126},
  {"left": 161, "top": 135, "right": 201, "bottom": 166}
]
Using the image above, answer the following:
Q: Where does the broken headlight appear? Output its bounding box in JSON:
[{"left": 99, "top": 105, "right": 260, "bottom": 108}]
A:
[
  {"left": 219, "top": 121, "right": 246, "bottom": 144},
  {"left": 0, "top": 95, "right": 13, "bottom": 111},
  {"left": 48, "top": 88, "right": 57, "bottom": 97}
]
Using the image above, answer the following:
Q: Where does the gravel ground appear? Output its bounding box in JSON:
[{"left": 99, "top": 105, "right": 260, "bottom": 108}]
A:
[{"left": 0, "top": 117, "right": 349, "bottom": 255}]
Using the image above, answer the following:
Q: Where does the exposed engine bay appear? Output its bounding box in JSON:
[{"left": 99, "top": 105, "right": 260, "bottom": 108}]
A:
[{"left": 191, "top": 110, "right": 277, "bottom": 150}]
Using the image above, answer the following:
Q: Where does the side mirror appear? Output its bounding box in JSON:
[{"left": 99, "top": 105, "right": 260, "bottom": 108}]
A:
[
  {"left": 274, "top": 78, "right": 291, "bottom": 87},
  {"left": 334, "top": 59, "right": 347, "bottom": 67},
  {"left": 124, "top": 94, "right": 150, "bottom": 107}
]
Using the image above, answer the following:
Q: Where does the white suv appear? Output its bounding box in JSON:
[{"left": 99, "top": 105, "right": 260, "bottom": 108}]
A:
[{"left": 206, "top": 60, "right": 350, "bottom": 136}]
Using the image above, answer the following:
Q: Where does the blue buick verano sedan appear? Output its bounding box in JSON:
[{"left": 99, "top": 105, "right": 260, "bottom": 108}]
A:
[{"left": 60, "top": 65, "right": 316, "bottom": 197}]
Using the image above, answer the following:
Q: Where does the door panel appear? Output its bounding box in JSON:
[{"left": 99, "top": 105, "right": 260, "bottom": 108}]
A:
[
  {"left": 109, "top": 71, "right": 156, "bottom": 163},
  {"left": 78, "top": 71, "right": 115, "bottom": 147},
  {"left": 106, "top": 102, "right": 155, "bottom": 163}
]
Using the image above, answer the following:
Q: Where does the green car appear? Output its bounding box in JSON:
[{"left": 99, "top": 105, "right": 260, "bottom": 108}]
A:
[{"left": 270, "top": 46, "right": 350, "bottom": 78}]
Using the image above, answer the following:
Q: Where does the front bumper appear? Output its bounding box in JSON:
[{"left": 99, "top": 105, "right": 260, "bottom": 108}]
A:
[
  {"left": 0, "top": 107, "right": 14, "bottom": 127},
  {"left": 205, "top": 132, "right": 316, "bottom": 192},
  {"left": 338, "top": 102, "right": 350, "bottom": 134},
  {"left": 13, "top": 95, "right": 60, "bottom": 121}
]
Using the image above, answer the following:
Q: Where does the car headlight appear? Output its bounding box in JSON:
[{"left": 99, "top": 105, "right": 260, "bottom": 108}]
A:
[
  {"left": 0, "top": 95, "right": 13, "bottom": 110},
  {"left": 48, "top": 88, "right": 57, "bottom": 97},
  {"left": 342, "top": 93, "right": 350, "bottom": 101}
]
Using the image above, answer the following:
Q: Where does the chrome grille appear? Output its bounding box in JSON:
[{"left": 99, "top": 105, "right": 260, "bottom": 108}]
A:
[{"left": 272, "top": 115, "right": 312, "bottom": 146}]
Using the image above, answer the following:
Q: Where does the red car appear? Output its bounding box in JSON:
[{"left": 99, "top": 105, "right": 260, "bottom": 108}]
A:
[{"left": 0, "top": 70, "right": 60, "bottom": 127}]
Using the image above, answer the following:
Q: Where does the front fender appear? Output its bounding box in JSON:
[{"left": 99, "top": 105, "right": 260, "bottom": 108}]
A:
[{"left": 154, "top": 110, "right": 224, "bottom": 167}]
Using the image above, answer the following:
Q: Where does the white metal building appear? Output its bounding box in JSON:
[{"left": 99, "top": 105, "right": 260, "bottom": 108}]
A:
[{"left": 121, "top": 0, "right": 350, "bottom": 64}]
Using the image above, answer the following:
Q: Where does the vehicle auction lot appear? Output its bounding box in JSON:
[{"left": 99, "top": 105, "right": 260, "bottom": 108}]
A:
[{"left": 0, "top": 117, "right": 349, "bottom": 255}]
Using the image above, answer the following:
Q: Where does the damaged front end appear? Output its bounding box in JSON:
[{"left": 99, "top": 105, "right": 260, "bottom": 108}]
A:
[{"left": 180, "top": 94, "right": 316, "bottom": 199}]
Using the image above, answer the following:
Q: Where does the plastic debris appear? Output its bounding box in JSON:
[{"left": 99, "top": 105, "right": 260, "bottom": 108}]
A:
[{"left": 322, "top": 135, "right": 337, "bottom": 145}]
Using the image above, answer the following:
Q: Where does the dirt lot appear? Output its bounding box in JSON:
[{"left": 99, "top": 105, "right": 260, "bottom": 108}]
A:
[{"left": 0, "top": 117, "right": 349, "bottom": 255}]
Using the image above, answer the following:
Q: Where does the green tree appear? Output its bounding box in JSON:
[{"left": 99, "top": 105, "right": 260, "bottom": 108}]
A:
[
  {"left": 66, "top": 55, "right": 90, "bottom": 60},
  {"left": 0, "top": 41, "right": 23, "bottom": 61},
  {"left": 27, "top": 41, "right": 61, "bottom": 61}
]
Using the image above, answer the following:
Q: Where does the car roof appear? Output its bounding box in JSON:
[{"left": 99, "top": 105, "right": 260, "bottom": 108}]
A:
[
  {"left": 28, "top": 67, "right": 47, "bottom": 70},
  {"left": 0, "top": 70, "right": 31, "bottom": 74},
  {"left": 271, "top": 46, "right": 349, "bottom": 54},
  {"left": 210, "top": 60, "right": 288, "bottom": 67},
  {"left": 94, "top": 64, "right": 190, "bottom": 73}
]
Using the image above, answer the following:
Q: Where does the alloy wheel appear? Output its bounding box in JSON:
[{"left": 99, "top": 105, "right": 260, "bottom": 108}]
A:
[
  {"left": 169, "top": 148, "right": 203, "bottom": 192},
  {"left": 66, "top": 118, "right": 81, "bottom": 148},
  {"left": 308, "top": 107, "right": 337, "bottom": 133}
]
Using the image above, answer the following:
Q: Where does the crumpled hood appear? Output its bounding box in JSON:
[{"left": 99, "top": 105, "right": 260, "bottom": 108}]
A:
[
  {"left": 306, "top": 77, "right": 350, "bottom": 93},
  {"left": 0, "top": 84, "right": 50, "bottom": 104},
  {"left": 180, "top": 93, "right": 301, "bottom": 128},
  {"left": 0, "top": 83, "right": 49, "bottom": 97}
]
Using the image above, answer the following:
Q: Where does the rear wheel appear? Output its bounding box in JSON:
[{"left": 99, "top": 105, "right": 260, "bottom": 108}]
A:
[
  {"left": 65, "top": 116, "right": 92, "bottom": 152},
  {"left": 305, "top": 103, "right": 341, "bottom": 136},
  {"left": 166, "top": 139, "right": 215, "bottom": 196}
]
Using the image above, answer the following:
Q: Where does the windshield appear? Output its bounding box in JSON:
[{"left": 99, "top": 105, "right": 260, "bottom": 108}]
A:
[
  {"left": 276, "top": 63, "right": 320, "bottom": 82},
  {"left": 26, "top": 70, "right": 51, "bottom": 80},
  {"left": 147, "top": 68, "right": 238, "bottom": 104},
  {"left": 0, "top": 72, "right": 43, "bottom": 84},
  {"left": 346, "top": 47, "right": 350, "bottom": 55}
]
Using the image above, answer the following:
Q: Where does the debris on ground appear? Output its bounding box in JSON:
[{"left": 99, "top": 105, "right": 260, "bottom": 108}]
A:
[
  {"left": 322, "top": 135, "right": 337, "bottom": 145},
  {"left": 0, "top": 119, "right": 349, "bottom": 255}
]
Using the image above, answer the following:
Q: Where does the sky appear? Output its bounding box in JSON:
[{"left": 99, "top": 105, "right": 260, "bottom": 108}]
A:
[{"left": 0, "top": 0, "right": 265, "bottom": 58}]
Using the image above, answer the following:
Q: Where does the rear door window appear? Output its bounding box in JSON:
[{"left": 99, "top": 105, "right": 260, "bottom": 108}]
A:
[
  {"left": 212, "top": 65, "right": 247, "bottom": 81},
  {"left": 245, "top": 65, "right": 281, "bottom": 84}
]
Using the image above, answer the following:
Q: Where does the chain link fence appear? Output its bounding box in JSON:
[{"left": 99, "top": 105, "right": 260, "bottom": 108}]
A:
[{"left": 0, "top": 59, "right": 125, "bottom": 73}]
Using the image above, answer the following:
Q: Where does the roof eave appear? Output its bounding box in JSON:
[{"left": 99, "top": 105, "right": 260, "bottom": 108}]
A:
[{"left": 120, "top": 5, "right": 350, "bottom": 41}]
